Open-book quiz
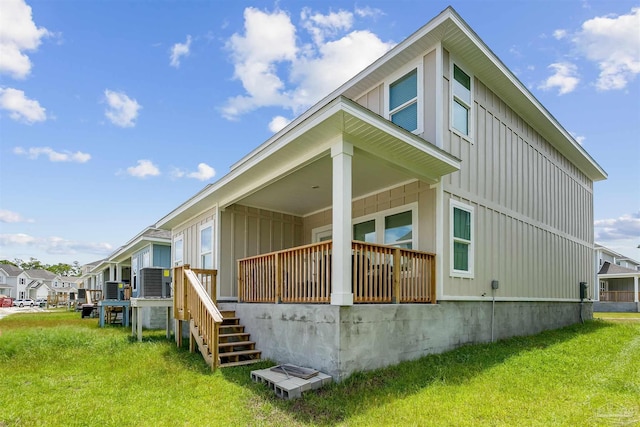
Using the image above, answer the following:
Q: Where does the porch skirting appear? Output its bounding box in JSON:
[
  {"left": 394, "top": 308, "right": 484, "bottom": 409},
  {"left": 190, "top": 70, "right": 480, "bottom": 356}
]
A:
[{"left": 218, "top": 300, "right": 591, "bottom": 381}]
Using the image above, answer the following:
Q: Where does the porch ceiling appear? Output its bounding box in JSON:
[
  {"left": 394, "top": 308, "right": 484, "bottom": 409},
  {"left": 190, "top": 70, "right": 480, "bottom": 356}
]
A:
[{"left": 237, "top": 99, "right": 460, "bottom": 216}]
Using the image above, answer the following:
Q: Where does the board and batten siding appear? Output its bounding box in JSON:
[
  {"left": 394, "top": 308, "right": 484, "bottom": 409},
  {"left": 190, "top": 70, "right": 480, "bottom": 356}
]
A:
[
  {"left": 172, "top": 207, "right": 217, "bottom": 286},
  {"left": 441, "top": 56, "right": 594, "bottom": 300},
  {"left": 219, "top": 205, "right": 304, "bottom": 299},
  {"left": 354, "top": 49, "right": 439, "bottom": 145},
  {"left": 303, "top": 181, "right": 437, "bottom": 253}
]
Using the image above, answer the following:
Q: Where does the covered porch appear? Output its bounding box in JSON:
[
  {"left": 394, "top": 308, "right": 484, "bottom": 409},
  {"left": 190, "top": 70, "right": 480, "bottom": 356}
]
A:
[{"left": 595, "top": 261, "right": 640, "bottom": 312}]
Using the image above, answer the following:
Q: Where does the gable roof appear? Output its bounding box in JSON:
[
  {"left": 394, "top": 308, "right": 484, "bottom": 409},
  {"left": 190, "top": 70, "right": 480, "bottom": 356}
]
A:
[
  {"left": 598, "top": 261, "right": 640, "bottom": 276},
  {"left": 0, "top": 264, "right": 23, "bottom": 276},
  {"left": 25, "top": 269, "right": 58, "bottom": 280}
]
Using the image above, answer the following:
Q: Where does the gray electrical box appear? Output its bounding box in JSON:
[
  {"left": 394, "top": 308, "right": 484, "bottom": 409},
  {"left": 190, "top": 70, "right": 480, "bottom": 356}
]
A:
[{"left": 491, "top": 280, "right": 499, "bottom": 290}]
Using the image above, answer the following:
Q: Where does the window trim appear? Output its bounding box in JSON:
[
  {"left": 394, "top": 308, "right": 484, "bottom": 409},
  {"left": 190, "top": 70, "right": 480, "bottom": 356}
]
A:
[
  {"left": 198, "top": 221, "right": 214, "bottom": 269},
  {"left": 450, "top": 199, "right": 474, "bottom": 278},
  {"left": 384, "top": 61, "right": 423, "bottom": 135},
  {"left": 449, "top": 60, "right": 473, "bottom": 142},
  {"left": 173, "top": 235, "right": 184, "bottom": 267}
]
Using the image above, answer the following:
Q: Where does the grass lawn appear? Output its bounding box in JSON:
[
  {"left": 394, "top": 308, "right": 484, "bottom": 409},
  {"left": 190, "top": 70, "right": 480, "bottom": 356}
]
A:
[
  {"left": 594, "top": 312, "right": 640, "bottom": 321},
  {"left": 1, "top": 311, "right": 638, "bottom": 426}
]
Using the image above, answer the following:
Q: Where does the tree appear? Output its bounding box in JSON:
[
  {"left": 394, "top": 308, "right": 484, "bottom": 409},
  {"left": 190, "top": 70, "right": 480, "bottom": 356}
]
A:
[
  {"left": 0, "top": 260, "right": 18, "bottom": 266},
  {"left": 15, "top": 257, "right": 48, "bottom": 270}
]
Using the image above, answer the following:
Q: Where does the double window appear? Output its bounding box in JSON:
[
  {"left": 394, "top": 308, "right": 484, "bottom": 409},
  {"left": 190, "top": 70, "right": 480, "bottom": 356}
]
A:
[
  {"left": 450, "top": 200, "right": 474, "bottom": 277},
  {"left": 353, "top": 206, "right": 416, "bottom": 249},
  {"left": 451, "top": 63, "right": 472, "bottom": 138}
]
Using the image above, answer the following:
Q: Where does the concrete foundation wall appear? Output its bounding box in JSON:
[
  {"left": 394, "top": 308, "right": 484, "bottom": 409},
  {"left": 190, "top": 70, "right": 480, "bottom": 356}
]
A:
[
  {"left": 593, "top": 302, "right": 639, "bottom": 313},
  {"left": 219, "top": 300, "right": 590, "bottom": 381},
  {"left": 141, "top": 306, "right": 172, "bottom": 329}
]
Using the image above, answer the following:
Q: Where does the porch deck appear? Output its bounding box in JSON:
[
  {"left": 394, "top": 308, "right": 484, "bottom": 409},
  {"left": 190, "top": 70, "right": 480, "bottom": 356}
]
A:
[
  {"left": 599, "top": 291, "right": 640, "bottom": 303},
  {"left": 237, "top": 240, "right": 436, "bottom": 304}
]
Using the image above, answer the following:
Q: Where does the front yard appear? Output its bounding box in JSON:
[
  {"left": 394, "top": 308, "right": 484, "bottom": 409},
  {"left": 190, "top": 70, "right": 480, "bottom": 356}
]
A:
[{"left": 0, "top": 310, "right": 638, "bottom": 426}]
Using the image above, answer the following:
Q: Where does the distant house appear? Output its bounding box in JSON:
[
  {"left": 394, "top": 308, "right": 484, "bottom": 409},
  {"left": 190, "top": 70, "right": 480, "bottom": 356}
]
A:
[
  {"left": 149, "top": 7, "right": 606, "bottom": 379},
  {"left": 594, "top": 244, "right": 640, "bottom": 312},
  {"left": 87, "top": 227, "right": 172, "bottom": 327},
  {"left": 0, "top": 264, "right": 28, "bottom": 299},
  {"left": 23, "top": 269, "right": 59, "bottom": 301}
]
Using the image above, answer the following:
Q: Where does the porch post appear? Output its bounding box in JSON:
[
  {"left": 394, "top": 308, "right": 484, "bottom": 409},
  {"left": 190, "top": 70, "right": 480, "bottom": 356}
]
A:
[
  {"left": 634, "top": 276, "right": 639, "bottom": 303},
  {"left": 331, "top": 140, "right": 354, "bottom": 306}
]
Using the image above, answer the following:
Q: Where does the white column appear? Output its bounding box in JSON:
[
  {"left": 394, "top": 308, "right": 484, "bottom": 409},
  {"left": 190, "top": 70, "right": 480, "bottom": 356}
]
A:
[
  {"left": 634, "top": 276, "right": 639, "bottom": 303},
  {"left": 331, "top": 140, "right": 354, "bottom": 306}
]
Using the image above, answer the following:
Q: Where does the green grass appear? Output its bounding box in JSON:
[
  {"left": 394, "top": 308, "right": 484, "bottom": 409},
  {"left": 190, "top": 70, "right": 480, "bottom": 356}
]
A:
[
  {"left": 1, "top": 311, "right": 639, "bottom": 426},
  {"left": 594, "top": 311, "right": 640, "bottom": 320}
]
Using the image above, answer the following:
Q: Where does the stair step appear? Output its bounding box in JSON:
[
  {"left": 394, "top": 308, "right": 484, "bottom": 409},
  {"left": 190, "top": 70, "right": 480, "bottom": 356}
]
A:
[
  {"left": 219, "top": 310, "right": 236, "bottom": 318},
  {"left": 219, "top": 358, "right": 262, "bottom": 368},
  {"left": 222, "top": 317, "right": 240, "bottom": 323},
  {"left": 219, "top": 349, "right": 262, "bottom": 358},
  {"left": 218, "top": 340, "right": 256, "bottom": 351},
  {"left": 219, "top": 332, "right": 250, "bottom": 341},
  {"left": 220, "top": 325, "right": 245, "bottom": 333}
]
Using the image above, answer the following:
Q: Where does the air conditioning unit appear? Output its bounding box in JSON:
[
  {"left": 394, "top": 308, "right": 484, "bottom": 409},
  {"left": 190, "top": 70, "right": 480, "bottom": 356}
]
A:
[
  {"left": 138, "top": 267, "right": 172, "bottom": 298},
  {"left": 104, "top": 281, "right": 123, "bottom": 300}
]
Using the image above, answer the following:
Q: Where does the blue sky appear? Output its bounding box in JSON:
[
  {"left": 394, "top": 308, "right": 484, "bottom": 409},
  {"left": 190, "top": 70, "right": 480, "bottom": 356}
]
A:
[{"left": 1, "top": 0, "right": 639, "bottom": 266}]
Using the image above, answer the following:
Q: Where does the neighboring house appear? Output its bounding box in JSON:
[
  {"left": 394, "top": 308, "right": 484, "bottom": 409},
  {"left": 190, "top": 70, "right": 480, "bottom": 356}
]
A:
[
  {"left": 24, "top": 269, "right": 60, "bottom": 301},
  {"left": 594, "top": 244, "right": 640, "bottom": 312},
  {"left": 153, "top": 7, "right": 606, "bottom": 380},
  {"left": 0, "top": 264, "right": 28, "bottom": 299},
  {"left": 79, "top": 260, "right": 102, "bottom": 291},
  {"left": 88, "top": 227, "right": 172, "bottom": 328}
]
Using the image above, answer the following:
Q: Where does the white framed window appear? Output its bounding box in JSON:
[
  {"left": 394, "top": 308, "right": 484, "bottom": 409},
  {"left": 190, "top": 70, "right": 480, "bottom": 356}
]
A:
[
  {"left": 199, "top": 222, "right": 214, "bottom": 269},
  {"left": 599, "top": 281, "right": 607, "bottom": 292},
  {"left": 19, "top": 278, "right": 25, "bottom": 285},
  {"left": 173, "top": 235, "right": 184, "bottom": 267},
  {"left": 385, "top": 62, "right": 423, "bottom": 134},
  {"left": 353, "top": 204, "right": 418, "bottom": 249},
  {"left": 450, "top": 200, "right": 474, "bottom": 277},
  {"left": 450, "top": 61, "right": 473, "bottom": 139}
]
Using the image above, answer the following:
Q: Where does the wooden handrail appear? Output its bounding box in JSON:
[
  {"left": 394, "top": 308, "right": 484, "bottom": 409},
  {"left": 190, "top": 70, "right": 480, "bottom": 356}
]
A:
[
  {"left": 599, "top": 290, "right": 637, "bottom": 303},
  {"left": 238, "top": 241, "right": 436, "bottom": 304},
  {"left": 174, "top": 265, "right": 222, "bottom": 370}
]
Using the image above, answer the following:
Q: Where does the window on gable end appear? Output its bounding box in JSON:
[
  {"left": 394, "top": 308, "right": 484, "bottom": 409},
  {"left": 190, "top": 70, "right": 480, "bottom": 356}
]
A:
[
  {"left": 452, "top": 64, "right": 472, "bottom": 138},
  {"left": 389, "top": 69, "right": 418, "bottom": 132}
]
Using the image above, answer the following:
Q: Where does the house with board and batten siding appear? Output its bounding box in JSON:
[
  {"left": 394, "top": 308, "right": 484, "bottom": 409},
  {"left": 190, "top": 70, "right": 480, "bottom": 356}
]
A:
[{"left": 154, "top": 6, "right": 607, "bottom": 380}]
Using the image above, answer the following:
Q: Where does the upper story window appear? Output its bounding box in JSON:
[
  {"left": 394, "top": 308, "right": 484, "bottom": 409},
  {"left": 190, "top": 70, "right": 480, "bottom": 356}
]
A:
[
  {"left": 385, "top": 62, "right": 423, "bottom": 134},
  {"left": 173, "top": 235, "right": 184, "bottom": 267},
  {"left": 389, "top": 69, "right": 418, "bottom": 132},
  {"left": 450, "top": 200, "right": 474, "bottom": 277},
  {"left": 451, "top": 63, "right": 473, "bottom": 138}
]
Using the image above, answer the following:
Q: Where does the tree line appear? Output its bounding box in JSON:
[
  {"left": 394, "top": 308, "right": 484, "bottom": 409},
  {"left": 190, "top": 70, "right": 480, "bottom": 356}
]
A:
[{"left": 0, "top": 258, "right": 82, "bottom": 277}]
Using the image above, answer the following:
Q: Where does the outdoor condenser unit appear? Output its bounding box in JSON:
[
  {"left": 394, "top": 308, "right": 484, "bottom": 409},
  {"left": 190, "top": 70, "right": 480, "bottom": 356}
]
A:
[
  {"left": 138, "top": 267, "right": 172, "bottom": 298},
  {"left": 104, "top": 281, "right": 123, "bottom": 300}
]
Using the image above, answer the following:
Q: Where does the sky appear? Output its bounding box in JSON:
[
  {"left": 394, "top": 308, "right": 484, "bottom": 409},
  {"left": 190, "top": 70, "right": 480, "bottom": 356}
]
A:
[{"left": 0, "top": 0, "right": 639, "bottom": 267}]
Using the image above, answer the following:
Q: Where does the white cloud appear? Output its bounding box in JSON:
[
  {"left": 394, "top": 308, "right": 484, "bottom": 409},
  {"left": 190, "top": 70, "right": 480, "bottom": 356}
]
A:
[
  {"left": 125, "top": 159, "right": 160, "bottom": 178},
  {"left": 595, "top": 212, "right": 640, "bottom": 241},
  {"left": 569, "top": 132, "right": 586, "bottom": 145},
  {"left": 0, "top": 233, "right": 113, "bottom": 256},
  {"left": 538, "top": 62, "right": 580, "bottom": 95},
  {"left": 222, "top": 7, "right": 394, "bottom": 120},
  {"left": 104, "top": 89, "right": 141, "bottom": 127},
  {"left": 0, "top": 209, "right": 34, "bottom": 223},
  {"left": 187, "top": 163, "right": 215, "bottom": 181},
  {"left": 553, "top": 29, "right": 568, "bottom": 40},
  {"left": 301, "top": 8, "right": 353, "bottom": 45},
  {"left": 13, "top": 146, "right": 91, "bottom": 163},
  {"left": 170, "top": 35, "right": 192, "bottom": 68},
  {"left": 573, "top": 7, "right": 640, "bottom": 90},
  {"left": 354, "top": 7, "right": 384, "bottom": 19},
  {"left": 171, "top": 163, "right": 216, "bottom": 181},
  {"left": 268, "top": 115, "right": 291, "bottom": 133},
  {"left": 0, "top": 0, "right": 50, "bottom": 79},
  {"left": 0, "top": 87, "right": 46, "bottom": 123}
]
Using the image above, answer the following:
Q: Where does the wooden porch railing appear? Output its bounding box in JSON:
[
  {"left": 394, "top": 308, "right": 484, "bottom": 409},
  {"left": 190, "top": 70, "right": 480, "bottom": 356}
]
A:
[
  {"left": 599, "top": 291, "right": 638, "bottom": 303},
  {"left": 174, "top": 265, "right": 223, "bottom": 370},
  {"left": 238, "top": 241, "right": 436, "bottom": 304}
]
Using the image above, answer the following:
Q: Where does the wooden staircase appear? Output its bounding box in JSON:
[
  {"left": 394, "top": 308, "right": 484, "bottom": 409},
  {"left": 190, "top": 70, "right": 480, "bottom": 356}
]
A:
[{"left": 217, "top": 310, "right": 262, "bottom": 367}]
